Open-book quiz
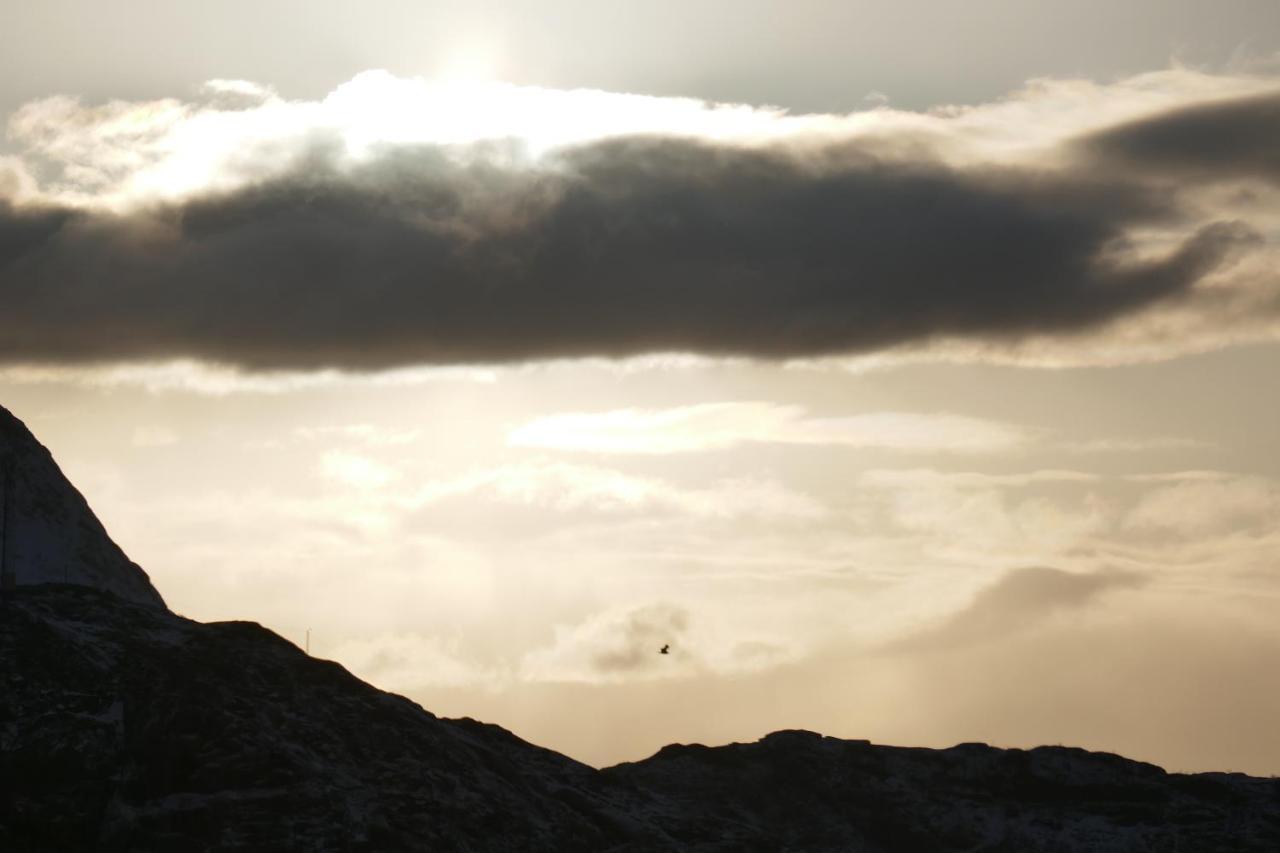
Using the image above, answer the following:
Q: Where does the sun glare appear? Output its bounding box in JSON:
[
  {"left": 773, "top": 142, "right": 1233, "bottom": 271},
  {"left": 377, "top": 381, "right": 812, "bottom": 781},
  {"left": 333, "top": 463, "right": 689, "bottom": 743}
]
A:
[{"left": 433, "top": 40, "right": 503, "bottom": 86}]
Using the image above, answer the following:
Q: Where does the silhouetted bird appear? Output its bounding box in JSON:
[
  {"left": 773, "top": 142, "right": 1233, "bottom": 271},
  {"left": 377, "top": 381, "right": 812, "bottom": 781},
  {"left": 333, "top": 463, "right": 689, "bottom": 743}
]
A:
[{"left": 660, "top": 644, "right": 670, "bottom": 655}]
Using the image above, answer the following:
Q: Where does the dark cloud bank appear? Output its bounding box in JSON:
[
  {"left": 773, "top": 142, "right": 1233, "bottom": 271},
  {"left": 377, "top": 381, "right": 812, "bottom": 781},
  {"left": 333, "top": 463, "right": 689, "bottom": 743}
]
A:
[
  {"left": 1083, "top": 90, "right": 1280, "bottom": 184},
  {"left": 1, "top": 93, "right": 1273, "bottom": 370}
]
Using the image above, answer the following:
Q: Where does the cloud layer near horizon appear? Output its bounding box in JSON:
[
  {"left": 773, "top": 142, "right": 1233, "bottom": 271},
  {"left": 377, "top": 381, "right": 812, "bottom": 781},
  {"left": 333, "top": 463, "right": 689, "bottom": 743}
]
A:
[{"left": 2, "top": 69, "right": 1279, "bottom": 370}]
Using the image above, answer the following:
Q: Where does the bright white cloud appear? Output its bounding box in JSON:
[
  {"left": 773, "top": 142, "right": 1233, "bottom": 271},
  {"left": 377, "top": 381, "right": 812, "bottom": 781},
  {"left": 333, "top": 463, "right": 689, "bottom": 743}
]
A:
[{"left": 8, "top": 65, "right": 1277, "bottom": 212}]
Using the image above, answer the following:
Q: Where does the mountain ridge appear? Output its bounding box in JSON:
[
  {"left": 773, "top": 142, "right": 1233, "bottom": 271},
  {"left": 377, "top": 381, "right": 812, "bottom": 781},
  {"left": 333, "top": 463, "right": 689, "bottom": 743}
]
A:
[
  {"left": 1, "top": 403, "right": 1278, "bottom": 850},
  {"left": 5, "top": 581, "right": 1280, "bottom": 851}
]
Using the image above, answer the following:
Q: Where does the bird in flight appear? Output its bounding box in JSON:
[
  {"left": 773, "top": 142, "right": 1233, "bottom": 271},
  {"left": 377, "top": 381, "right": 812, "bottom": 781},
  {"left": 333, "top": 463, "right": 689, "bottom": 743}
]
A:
[{"left": 660, "top": 644, "right": 670, "bottom": 655}]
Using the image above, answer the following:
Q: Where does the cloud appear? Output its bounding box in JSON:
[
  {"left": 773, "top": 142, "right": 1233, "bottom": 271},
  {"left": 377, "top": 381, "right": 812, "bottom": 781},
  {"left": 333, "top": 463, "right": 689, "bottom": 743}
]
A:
[
  {"left": 295, "top": 424, "right": 423, "bottom": 446},
  {"left": 408, "top": 459, "right": 826, "bottom": 522},
  {"left": 520, "top": 603, "right": 694, "bottom": 682},
  {"left": 0, "top": 359, "right": 497, "bottom": 394},
  {"left": 844, "top": 467, "right": 1280, "bottom": 583},
  {"left": 887, "top": 567, "right": 1145, "bottom": 652},
  {"left": 0, "top": 198, "right": 68, "bottom": 266},
  {"left": 516, "top": 602, "right": 795, "bottom": 683},
  {"left": 0, "top": 70, "right": 1273, "bottom": 371},
  {"left": 508, "top": 403, "right": 1028, "bottom": 454},
  {"left": 1063, "top": 436, "right": 1211, "bottom": 453},
  {"left": 860, "top": 469, "right": 1102, "bottom": 488},
  {"left": 0, "top": 158, "right": 39, "bottom": 202},
  {"left": 1, "top": 139, "right": 1238, "bottom": 371},
  {"left": 1124, "top": 474, "right": 1280, "bottom": 534},
  {"left": 1081, "top": 91, "right": 1280, "bottom": 184},
  {"left": 857, "top": 467, "right": 1112, "bottom": 554}
]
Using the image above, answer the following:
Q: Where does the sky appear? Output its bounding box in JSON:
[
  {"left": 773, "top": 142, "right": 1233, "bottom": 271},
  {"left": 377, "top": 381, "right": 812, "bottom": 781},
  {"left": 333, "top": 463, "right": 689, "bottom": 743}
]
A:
[{"left": 3, "top": 1, "right": 1280, "bottom": 773}]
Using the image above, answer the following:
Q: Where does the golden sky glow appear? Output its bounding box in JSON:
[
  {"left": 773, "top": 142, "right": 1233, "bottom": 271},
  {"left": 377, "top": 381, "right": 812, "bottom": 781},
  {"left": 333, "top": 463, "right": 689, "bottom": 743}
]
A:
[
  {"left": 4, "top": 2, "right": 1280, "bottom": 776},
  {"left": 5, "top": 343, "right": 1279, "bottom": 772}
]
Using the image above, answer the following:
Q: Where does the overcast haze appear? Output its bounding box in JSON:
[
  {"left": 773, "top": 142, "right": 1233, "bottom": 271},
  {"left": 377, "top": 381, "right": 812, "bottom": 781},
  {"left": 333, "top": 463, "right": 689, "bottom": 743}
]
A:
[{"left": 3, "top": 1, "right": 1280, "bottom": 774}]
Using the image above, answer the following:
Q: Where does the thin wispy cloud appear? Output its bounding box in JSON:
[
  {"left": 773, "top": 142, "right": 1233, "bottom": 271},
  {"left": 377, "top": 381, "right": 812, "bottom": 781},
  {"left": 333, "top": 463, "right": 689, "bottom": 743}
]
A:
[
  {"left": 406, "top": 459, "right": 826, "bottom": 522},
  {"left": 508, "top": 403, "right": 1028, "bottom": 454},
  {"left": 1063, "top": 436, "right": 1211, "bottom": 453},
  {"left": 296, "top": 424, "right": 423, "bottom": 446},
  {"left": 1124, "top": 475, "right": 1280, "bottom": 534}
]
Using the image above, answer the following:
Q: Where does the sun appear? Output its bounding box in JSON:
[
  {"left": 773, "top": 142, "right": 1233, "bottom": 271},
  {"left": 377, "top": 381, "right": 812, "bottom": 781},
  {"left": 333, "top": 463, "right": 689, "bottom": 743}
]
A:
[{"left": 434, "top": 38, "right": 503, "bottom": 86}]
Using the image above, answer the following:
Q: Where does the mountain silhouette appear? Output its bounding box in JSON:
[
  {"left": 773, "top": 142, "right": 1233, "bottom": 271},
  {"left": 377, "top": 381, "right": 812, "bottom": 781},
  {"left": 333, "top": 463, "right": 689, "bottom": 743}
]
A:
[
  {"left": 0, "top": 406, "right": 163, "bottom": 608},
  {"left": 1, "top": 403, "right": 1277, "bottom": 851}
]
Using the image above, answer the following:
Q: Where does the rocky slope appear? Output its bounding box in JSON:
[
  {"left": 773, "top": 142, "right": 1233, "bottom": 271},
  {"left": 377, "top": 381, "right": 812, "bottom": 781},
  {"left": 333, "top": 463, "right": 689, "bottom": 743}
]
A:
[
  {"left": 1, "top": 403, "right": 1278, "bottom": 851},
  {"left": 1, "top": 585, "right": 648, "bottom": 851}
]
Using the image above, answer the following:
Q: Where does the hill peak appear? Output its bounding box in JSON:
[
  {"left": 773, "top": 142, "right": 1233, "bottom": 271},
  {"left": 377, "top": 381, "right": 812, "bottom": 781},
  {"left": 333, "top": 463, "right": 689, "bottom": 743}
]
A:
[{"left": 0, "top": 404, "right": 164, "bottom": 609}]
